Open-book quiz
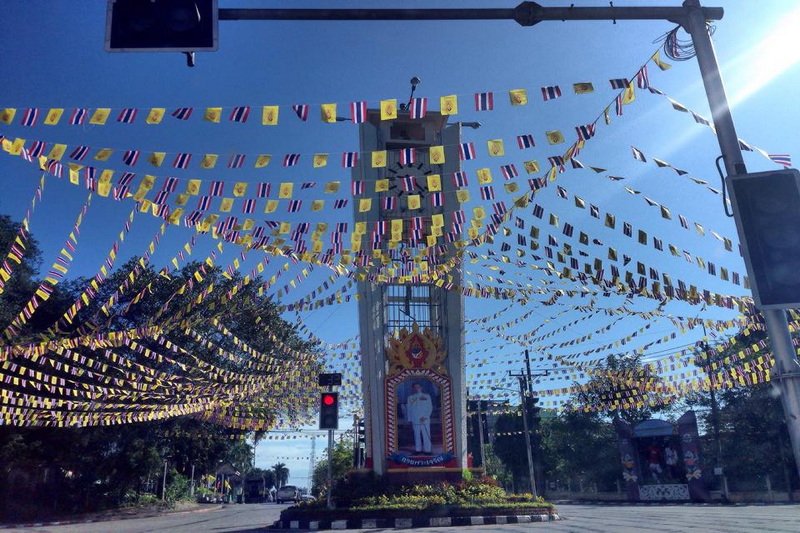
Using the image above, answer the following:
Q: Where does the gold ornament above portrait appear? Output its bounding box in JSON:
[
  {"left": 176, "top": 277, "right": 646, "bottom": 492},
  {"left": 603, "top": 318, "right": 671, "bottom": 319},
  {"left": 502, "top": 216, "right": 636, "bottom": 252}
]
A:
[{"left": 386, "top": 323, "right": 447, "bottom": 376}]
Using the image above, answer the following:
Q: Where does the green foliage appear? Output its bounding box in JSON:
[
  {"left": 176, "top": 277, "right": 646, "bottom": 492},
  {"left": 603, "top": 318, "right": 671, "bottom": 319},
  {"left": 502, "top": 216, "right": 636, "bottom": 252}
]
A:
[{"left": 311, "top": 436, "right": 355, "bottom": 496}]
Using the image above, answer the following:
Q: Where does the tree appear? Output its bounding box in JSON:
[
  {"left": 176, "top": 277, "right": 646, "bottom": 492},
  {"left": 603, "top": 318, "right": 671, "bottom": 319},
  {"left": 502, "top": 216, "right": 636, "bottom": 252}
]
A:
[
  {"left": 272, "top": 463, "right": 289, "bottom": 488},
  {"left": 311, "top": 436, "right": 354, "bottom": 497}
]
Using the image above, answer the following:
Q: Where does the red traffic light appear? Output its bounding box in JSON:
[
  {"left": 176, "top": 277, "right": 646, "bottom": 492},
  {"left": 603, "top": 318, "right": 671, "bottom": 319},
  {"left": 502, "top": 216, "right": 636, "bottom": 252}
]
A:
[{"left": 322, "top": 393, "right": 336, "bottom": 406}]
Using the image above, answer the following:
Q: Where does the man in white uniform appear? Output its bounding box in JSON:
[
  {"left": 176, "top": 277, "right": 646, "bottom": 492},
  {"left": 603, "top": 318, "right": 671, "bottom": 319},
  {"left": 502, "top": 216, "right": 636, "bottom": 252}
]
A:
[{"left": 406, "top": 382, "right": 433, "bottom": 454}]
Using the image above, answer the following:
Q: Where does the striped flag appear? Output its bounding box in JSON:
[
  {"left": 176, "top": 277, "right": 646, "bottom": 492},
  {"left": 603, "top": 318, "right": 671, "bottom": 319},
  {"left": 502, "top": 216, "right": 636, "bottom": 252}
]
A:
[
  {"left": 242, "top": 198, "right": 257, "bottom": 214},
  {"left": 575, "top": 124, "right": 596, "bottom": 141},
  {"left": 256, "top": 183, "right": 271, "bottom": 197},
  {"left": 399, "top": 147, "right": 416, "bottom": 165},
  {"left": 283, "top": 154, "right": 301, "bottom": 166},
  {"left": 609, "top": 78, "right": 629, "bottom": 89},
  {"left": 21, "top": 108, "right": 39, "bottom": 126},
  {"left": 382, "top": 197, "right": 396, "bottom": 210},
  {"left": 452, "top": 171, "right": 468, "bottom": 187},
  {"left": 287, "top": 200, "right": 302, "bottom": 213},
  {"left": 636, "top": 66, "right": 650, "bottom": 89},
  {"left": 350, "top": 101, "right": 368, "bottom": 123},
  {"left": 458, "top": 142, "right": 476, "bottom": 161},
  {"left": 208, "top": 181, "right": 225, "bottom": 196},
  {"left": 173, "top": 153, "right": 192, "bottom": 169},
  {"left": 431, "top": 192, "right": 444, "bottom": 207},
  {"left": 409, "top": 97, "right": 427, "bottom": 119},
  {"left": 171, "top": 107, "right": 193, "bottom": 120},
  {"left": 229, "top": 106, "right": 250, "bottom": 122},
  {"left": 116, "top": 108, "right": 138, "bottom": 123},
  {"left": 517, "top": 134, "right": 535, "bottom": 149},
  {"left": 474, "top": 92, "right": 494, "bottom": 111},
  {"left": 341, "top": 152, "right": 359, "bottom": 168},
  {"left": 70, "top": 108, "right": 88, "bottom": 125},
  {"left": 69, "top": 146, "right": 90, "bottom": 161},
  {"left": 351, "top": 181, "right": 364, "bottom": 195},
  {"left": 500, "top": 164, "right": 518, "bottom": 179},
  {"left": 480, "top": 185, "right": 495, "bottom": 200},
  {"left": 541, "top": 86, "right": 562, "bottom": 101},
  {"left": 228, "top": 154, "right": 246, "bottom": 168},
  {"left": 769, "top": 154, "right": 792, "bottom": 167},
  {"left": 122, "top": 150, "right": 140, "bottom": 166},
  {"left": 292, "top": 104, "right": 309, "bottom": 121}
]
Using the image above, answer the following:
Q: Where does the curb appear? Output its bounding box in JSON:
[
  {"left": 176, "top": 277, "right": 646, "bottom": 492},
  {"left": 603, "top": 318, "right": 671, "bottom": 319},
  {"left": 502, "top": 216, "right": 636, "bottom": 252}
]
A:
[
  {"left": 0, "top": 503, "right": 223, "bottom": 529},
  {"left": 273, "top": 513, "right": 561, "bottom": 530}
]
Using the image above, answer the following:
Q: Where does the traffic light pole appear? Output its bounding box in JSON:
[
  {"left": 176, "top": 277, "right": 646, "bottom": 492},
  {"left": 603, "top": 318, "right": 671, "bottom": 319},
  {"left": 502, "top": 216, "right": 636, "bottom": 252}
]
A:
[
  {"left": 326, "top": 383, "right": 334, "bottom": 509},
  {"left": 681, "top": 0, "right": 800, "bottom": 481}
]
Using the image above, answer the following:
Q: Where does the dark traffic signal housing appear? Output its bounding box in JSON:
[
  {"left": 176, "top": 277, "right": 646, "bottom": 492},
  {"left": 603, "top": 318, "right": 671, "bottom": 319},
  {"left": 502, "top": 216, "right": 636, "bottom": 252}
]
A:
[
  {"left": 727, "top": 169, "right": 800, "bottom": 309},
  {"left": 105, "top": 0, "right": 218, "bottom": 52},
  {"left": 319, "top": 392, "right": 339, "bottom": 430}
]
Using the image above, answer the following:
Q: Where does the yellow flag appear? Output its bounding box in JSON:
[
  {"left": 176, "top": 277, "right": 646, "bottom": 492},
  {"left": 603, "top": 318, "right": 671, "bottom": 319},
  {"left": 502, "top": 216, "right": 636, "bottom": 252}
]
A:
[
  {"left": 264, "top": 200, "right": 278, "bottom": 213},
  {"left": 255, "top": 154, "right": 272, "bottom": 168},
  {"left": 186, "top": 179, "right": 201, "bottom": 195},
  {"left": 427, "top": 174, "right": 441, "bottom": 191},
  {"left": 355, "top": 221, "right": 366, "bottom": 234},
  {"left": 477, "top": 168, "right": 493, "bottom": 184},
  {"left": 68, "top": 167, "right": 80, "bottom": 185},
  {"left": 220, "top": 198, "right": 233, "bottom": 212},
  {"left": 0, "top": 109, "right": 16, "bottom": 124},
  {"left": 359, "top": 198, "right": 372, "bottom": 212},
  {"left": 572, "top": 82, "right": 594, "bottom": 94},
  {"left": 429, "top": 145, "right": 445, "bottom": 165},
  {"left": 455, "top": 189, "right": 471, "bottom": 203},
  {"left": 313, "top": 154, "right": 329, "bottom": 168},
  {"left": 89, "top": 108, "right": 110, "bottom": 125},
  {"left": 98, "top": 181, "right": 112, "bottom": 197},
  {"left": 320, "top": 103, "right": 337, "bottom": 123},
  {"left": 380, "top": 99, "right": 397, "bottom": 120},
  {"left": 440, "top": 95, "right": 458, "bottom": 115},
  {"left": 604, "top": 107, "right": 611, "bottom": 125},
  {"left": 168, "top": 208, "right": 184, "bottom": 225},
  {"left": 44, "top": 108, "right": 64, "bottom": 125},
  {"left": 547, "top": 166, "right": 558, "bottom": 181},
  {"left": 546, "top": 130, "right": 565, "bottom": 145},
  {"left": 99, "top": 169, "right": 114, "bottom": 184},
  {"left": 311, "top": 200, "right": 324, "bottom": 211},
  {"left": 233, "top": 182, "right": 248, "bottom": 196},
  {"left": 175, "top": 193, "right": 189, "bottom": 206},
  {"left": 47, "top": 144, "right": 66, "bottom": 160},
  {"left": 622, "top": 83, "right": 636, "bottom": 104},
  {"left": 431, "top": 213, "right": 444, "bottom": 228},
  {"left": 524, "top": 160, "right": 539, "bottom": 174},
  {"left": 279, "top": 183, "right": 294, "bottom": 198},
  {"left": 204, "top": 107, "right": 222, "bottom": 122},
  {"left": 146, "top": 108, "right": 165, "bottom": 124},
  {"left": 262, "top": 105, "right": 279, "bottom": 125},
  {"left": 371, "top": 150, "right": 387, "bottom": 168},
  {"left": 504, "top": 182, "right": 520, "bottom": 193},
  {"left": 652, "top": 50, "right": 671, "bottom": 71},
  {"left": 279, "top": 222, "right": 291, "bottom": 234},
  {"left": 509, "top": 89, "right": 528, "bottom": 106},
  {"left": 324, "top": 181, "right": 340, "bottom": 193},
  {"left": 407, "top": 195, "right": 421, "bottom": 210},
  {"left": 200, "top": 154, "right": 218, "bottom": 169},
  {"left": 148, "top": 152, "right": 165, "bottom": 167},
  {"left": 94, "top": 148, "right": 113, "bottom": 161},
  {"left": 487, "top": 139, "right": 505, "bottom": 157},
  {"left": 473, "top": 206, "right": 486, "bottom": 219},
  {"left": 375, "top": 179, "right": 389, "bottom": 192}
]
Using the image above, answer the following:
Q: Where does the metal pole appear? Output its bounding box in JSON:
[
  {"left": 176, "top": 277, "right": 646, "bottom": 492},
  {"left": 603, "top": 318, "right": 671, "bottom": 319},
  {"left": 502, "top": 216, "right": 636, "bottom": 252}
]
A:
[
  {"left": 327, "top": 429, "right": 334, "bottom": 508},
  {"left": 518, "top": 377, "right": 537, "bottom": 497},
  {"left": 477, "top": 397, "right": 486, "bottom": 470},
  {"left": 682, "top": 0, "right": 800, "bottom": 480},
  {"left": 190, "top": 464, "right": 195, "bottom": 498},
  {"left": 162, "top": 460, "right": 168, "bottom": 501}
]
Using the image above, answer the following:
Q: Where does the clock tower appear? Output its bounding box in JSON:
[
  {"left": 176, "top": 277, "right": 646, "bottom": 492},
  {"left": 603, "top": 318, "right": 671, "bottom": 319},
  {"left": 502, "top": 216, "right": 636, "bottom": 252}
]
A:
[{"left": 353, "top": 108, "right": 468, "bottom": 483}]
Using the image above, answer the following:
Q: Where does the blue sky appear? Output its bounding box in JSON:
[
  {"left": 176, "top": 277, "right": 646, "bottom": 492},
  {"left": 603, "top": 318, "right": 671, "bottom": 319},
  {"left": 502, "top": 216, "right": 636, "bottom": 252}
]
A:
[{"left": 1, "top": 1, "right": 799, "bottom": 485}]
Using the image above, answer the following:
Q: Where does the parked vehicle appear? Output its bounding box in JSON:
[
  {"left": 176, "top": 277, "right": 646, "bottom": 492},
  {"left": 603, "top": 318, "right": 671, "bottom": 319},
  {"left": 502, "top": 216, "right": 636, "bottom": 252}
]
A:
[{"left": 275, "top": 485, "right": 300, "bottom": 504}]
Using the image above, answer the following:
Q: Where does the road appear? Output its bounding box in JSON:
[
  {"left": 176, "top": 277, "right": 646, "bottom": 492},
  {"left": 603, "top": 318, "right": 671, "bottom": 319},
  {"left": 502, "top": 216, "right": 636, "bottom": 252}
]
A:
[{"left": 4, "top": 502, "right": 800, "bottom": 532}]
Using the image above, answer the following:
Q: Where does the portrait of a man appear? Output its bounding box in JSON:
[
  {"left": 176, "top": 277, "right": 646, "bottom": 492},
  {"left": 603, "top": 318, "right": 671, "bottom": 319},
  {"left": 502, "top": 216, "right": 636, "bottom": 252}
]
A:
[{"left": 398, "top": 379, "right": 441, "bottom": 456}]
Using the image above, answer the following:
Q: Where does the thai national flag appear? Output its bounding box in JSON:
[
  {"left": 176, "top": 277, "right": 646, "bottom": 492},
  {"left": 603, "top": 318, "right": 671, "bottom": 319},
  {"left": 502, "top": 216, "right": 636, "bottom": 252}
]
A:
[
  {"left": 409, "top": 97, "right": 427, "bottom": 119},
  {"left": 257, "top": 182, "right": 271, "bottom": 197},
  {"left": 287, "top": 200, "right": 302, "bottom": 213},
  {"left": 493, "top": 201, "right": 508, "bottom": 216},
  {"left": 173, "top": 153, "right": 192, "bottom": 169},
  {"left": 161, "top": 177, "right": 179, "bottom": 192},
  {"left": 474, "top": 92, "right": 494, "bottom": 111},
  {"left": 350, "top": 101, "right": 367, "bottom": 123},
  {"left": 292, "top": 104, "right": 309, "bottom": 121},
  {"left": 197, "top": 196, "right": 212, "bottom": 210},
  {"left": 541, "top": 86, "right": 562, "bottom": 101},
  {"left": 609, "top": 78, "right": 629, "bottom": 89},
  {"left": 431, "top": 192, "right": 444, "bottom": 207},
  {"left": 452, "top": 171, "right": 468, "bottom": 187},
  {"left": 636, "top": 66, "right": 650, "bottom": 89},
  {"left": 453, "top": 210, "right": 466, "bottom": 224},
  {"left": 575, "top": 124, "right": 596, "bottom": 141},
  {"left": 208, "top": 181, "right": 225, "bottom": 196},
  {"left": 351, "top": 181, "right": 365, "bottom": 195},
  {"left": 399, "top": 147, "right": 416, "bottom": 165},
  {"left": 334, "top": 198, "right": 348, "bottom": 209},
  {"left": 21, "top": 108, "right": 39, "bottom": 126},
  {"left": 118, "top": 172, "right": 136, "bottom": 186},
  {"left": 283, "top": 154, "right": 300, "bottom": 166},
  {"left": 382, "top": 197, "right": 396, "bottom": 210},
  {"left": 28, "top": 141, "right": 46, "bottom": 158},
  {"left": 171, "top": 107, "right": 193, "bottom": 120},
  {"left": 229, "top": 106, "right": 250, "bottom": 123},
  {"left": 402, "top": 176, "right": 416, "bottom": 192},
  {"left": 122, "top": 150, "right": 140, "bottom": 166},
  {"left": 517, "top": 134, "right": 535, "bottom": 149},
  {"left": 242, "top": 198, "right": 257, "bottom": 214},
  {"left": 341, "top": 152, "right": 359, "bottom": 168},
  {"left": 548, "top": 155, "right": 565, "bottom": 167},
  {"left": 500, "top": 164, "right": 518, "bottom": 179},
  {"left": 459, "top": 142, "right": 476, "bottom": 161},
  {"left": 117, "top": 108, "right": 138, "bottom": 123},
  {"left": 228, "top": 154, "right": 246, "bottom": 168},
  {"left": 480, "top": 185, "right": 495, "bottom": 200},
  {"left": 769, "top": 154, "right": 792, "bottom": 167},
  {"left": 70, "top": 108, "right": 88, "bottom": 125},
  {"left": 615, "top": 94, "right": 624, "bottom": 116}
]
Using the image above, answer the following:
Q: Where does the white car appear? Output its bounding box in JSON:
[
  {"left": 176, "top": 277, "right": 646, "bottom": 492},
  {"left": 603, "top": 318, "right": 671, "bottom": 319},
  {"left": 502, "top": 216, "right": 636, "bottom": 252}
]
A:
[{"left": 275, "top": 485, "right": 299, "bottom": 504}]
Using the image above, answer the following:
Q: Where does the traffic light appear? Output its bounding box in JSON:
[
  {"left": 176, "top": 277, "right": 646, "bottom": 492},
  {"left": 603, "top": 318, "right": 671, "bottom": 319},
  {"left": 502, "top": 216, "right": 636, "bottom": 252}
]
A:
[
  {"left": 105, "top": 0, "right": 218, "bottom": 52},
  {"left": 319, "top": 392, "right": 339, "bottom": 430},
  {"left": 727, "top": 169, "right": 800, "bottom": 309}
]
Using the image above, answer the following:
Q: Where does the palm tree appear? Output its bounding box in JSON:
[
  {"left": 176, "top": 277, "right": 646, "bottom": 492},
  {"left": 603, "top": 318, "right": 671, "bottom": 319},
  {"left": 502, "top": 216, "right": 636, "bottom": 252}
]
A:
[{"left": 272, "top": 462, "right": 289, "bottom": 487}]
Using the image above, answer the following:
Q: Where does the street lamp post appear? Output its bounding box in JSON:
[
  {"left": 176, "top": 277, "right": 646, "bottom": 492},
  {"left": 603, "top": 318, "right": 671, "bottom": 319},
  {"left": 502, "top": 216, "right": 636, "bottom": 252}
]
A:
[{"left": 518, "top": 377, "right": 538, "bottom": 497}]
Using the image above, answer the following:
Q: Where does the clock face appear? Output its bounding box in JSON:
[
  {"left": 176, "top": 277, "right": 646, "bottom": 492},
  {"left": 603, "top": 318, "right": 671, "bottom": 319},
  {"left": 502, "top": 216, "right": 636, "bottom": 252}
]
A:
[{"left": 385, "top": 161, "right": 434, "bottom": 196}]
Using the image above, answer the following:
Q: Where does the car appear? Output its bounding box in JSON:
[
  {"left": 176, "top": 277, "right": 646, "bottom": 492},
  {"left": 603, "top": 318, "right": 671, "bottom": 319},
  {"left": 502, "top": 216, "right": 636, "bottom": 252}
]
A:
[
  {"left": 300, "top": 494, "right": 316, "bottom": 502},
  {"left": 275, "top": 485, "right": 300, "bottom": 504}
]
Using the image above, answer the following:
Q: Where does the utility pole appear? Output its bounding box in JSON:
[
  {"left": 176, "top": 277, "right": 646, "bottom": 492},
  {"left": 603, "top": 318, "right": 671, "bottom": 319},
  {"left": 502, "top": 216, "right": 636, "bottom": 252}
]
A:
[{"left": 510, "top": 350, "right": 548, "bottom": 497}]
